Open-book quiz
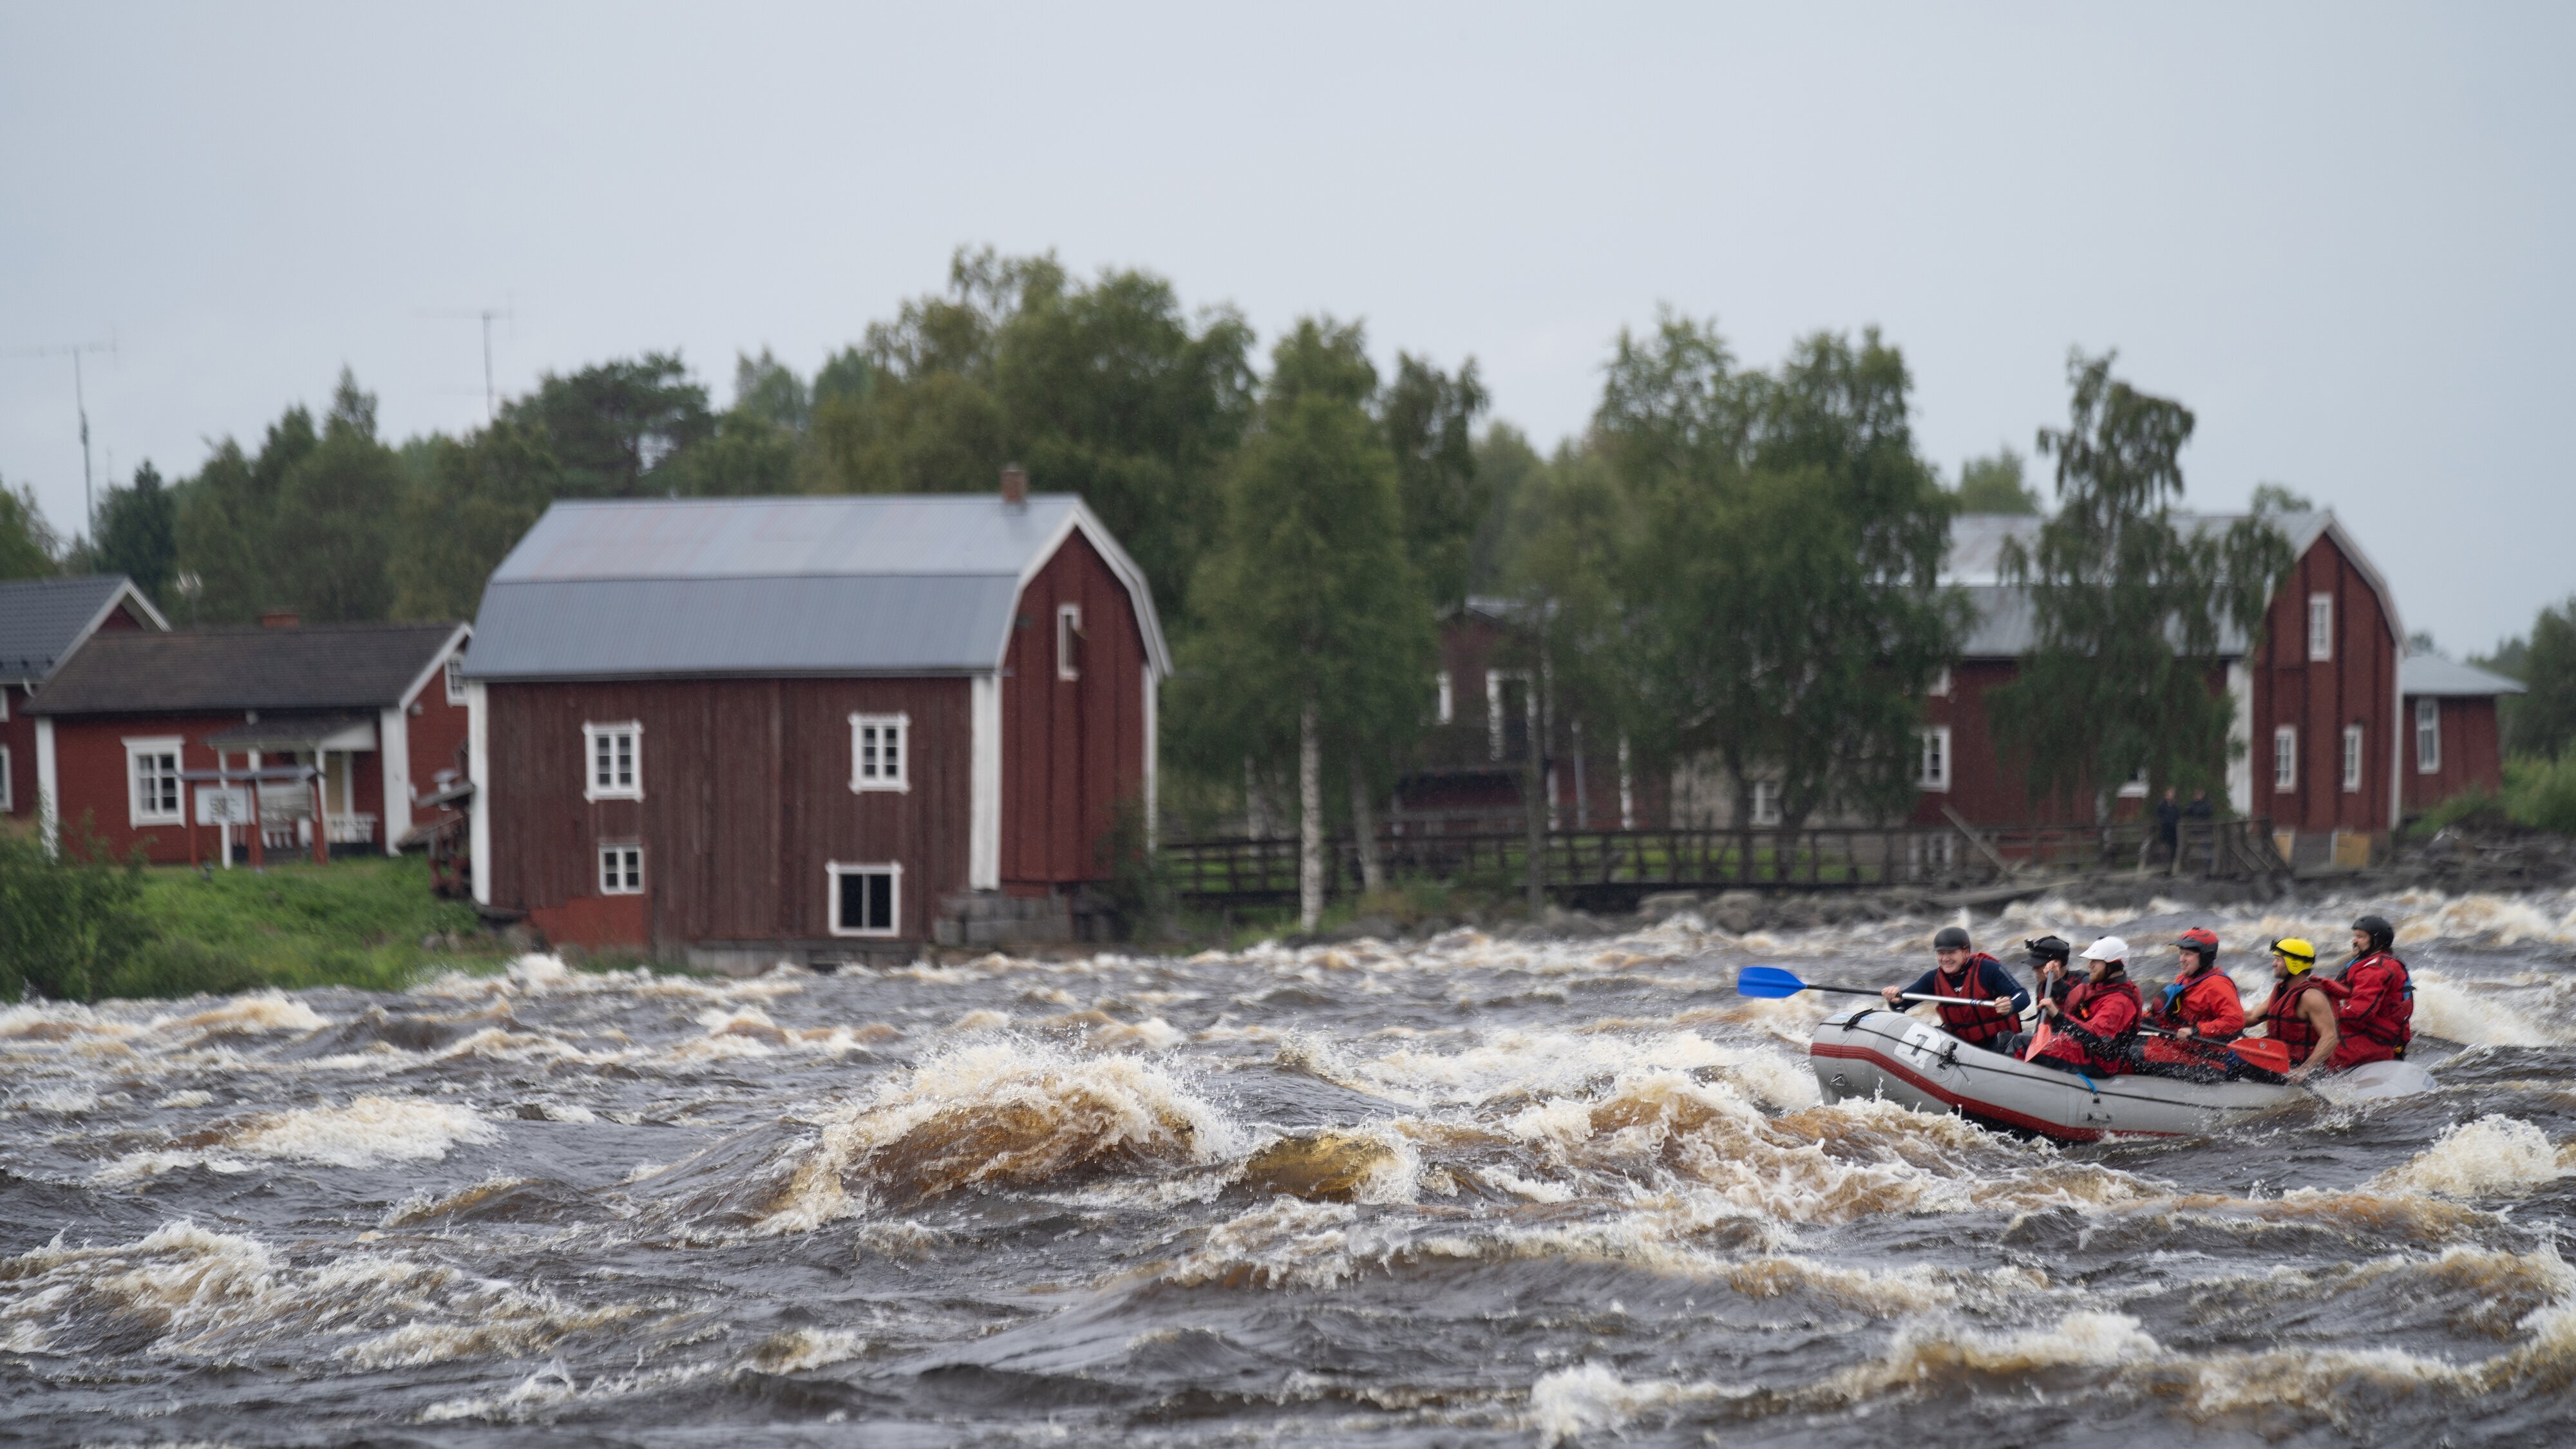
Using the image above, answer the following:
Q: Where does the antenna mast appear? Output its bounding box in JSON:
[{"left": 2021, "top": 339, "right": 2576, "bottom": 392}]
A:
[
  {"left": 418, "top": 307, "right": 515, "bottom": 422},
  {"left": 3, "top": 337, "right": 118, "bottom": 534}
]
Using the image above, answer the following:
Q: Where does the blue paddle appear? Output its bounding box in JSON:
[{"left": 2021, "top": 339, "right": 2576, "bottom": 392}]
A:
[{"left": 1736, "top": 963, "right": 1998, "bottom": 1009}]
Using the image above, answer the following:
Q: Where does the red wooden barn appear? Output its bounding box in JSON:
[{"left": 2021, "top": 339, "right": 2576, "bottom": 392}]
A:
[
  {"left": 458, "top": 486, "right": 1168, "bottom": 960},
  {"left": 29, "top": 619, "right": 472, "bottom": 866},
  {"left": 0, "top": 575, "right": 166, "bottom": 824},
  {"left": 2398, "top": 654, "right": 2525, "bottom": 815}
]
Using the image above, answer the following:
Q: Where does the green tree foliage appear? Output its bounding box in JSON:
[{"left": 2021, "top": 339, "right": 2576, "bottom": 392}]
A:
[
  {"left": 501, "top": 353, "right": 712, "bottom": 498},
  {"left": 2249, "top": 482, "right": 2315, "bottom": 515},
  {"left": 390, "top": 419, "right": 564, "bottom": 620},
  {"left": 1989, "top": 352, "right": 2293, "bottom": 816},
  {"left": 1175, "top": 318, "right": 1433, "bottom": 925},
  {"left": 272, "top": 372, "right": 404, "bottom": 621},
  {"left": 1955, "top": 446, "right": 2041, "bottom": 514},
  {"left": 0, "top": 474, "right": 59, "bottom": 580},
  {"left": 0, "top": 823, "right": 151, "bottom": 1003},
  {"left": 95, "top": 461, "right": 178, "bottom": 602},
  {"left": 1381, "top": 354, "right": 1490, "bottom": 609},
  {"left": 2509, "top": 598, "right": 2576, "bottom": 759},
  {"left": 1468, "top": 423, "right": 1546, "bottom": 596}
]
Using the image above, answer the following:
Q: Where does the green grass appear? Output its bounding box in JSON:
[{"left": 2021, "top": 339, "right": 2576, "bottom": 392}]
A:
[{"left": 115, "top": 855, "right": 510, "bottom": 998}]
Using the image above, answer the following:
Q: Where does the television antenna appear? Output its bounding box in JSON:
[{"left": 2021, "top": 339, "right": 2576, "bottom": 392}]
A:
[
  {"left": 3, "top": 336, "right": 118, "bottom": 532},
  {"left": 417, "top": 306, "right": 514, "bottom": 422}
]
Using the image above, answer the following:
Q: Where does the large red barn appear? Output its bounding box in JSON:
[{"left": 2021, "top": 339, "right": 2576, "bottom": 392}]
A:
[{"left": 459, "top": 488, "right": 1168, "bottom": 960}]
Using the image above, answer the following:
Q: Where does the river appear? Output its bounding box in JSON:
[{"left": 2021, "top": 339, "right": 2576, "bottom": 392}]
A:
[{"left": 5, "top": 887, "right": 2575, "bottom": 1446}]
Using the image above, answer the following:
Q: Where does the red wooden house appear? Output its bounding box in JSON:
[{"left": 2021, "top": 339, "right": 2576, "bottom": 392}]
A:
[
  {"left": 458, "top": 482, "right": 1168, "bottom": 958},
  {"left": 2398, "top": 654, "right": 2524, "bottom": 815},
  {"left": 0, "top": 576, "right": 166, "bottom": 825},
  {"left": 30, "top": 618, "right": 472, "bottom": 865}
]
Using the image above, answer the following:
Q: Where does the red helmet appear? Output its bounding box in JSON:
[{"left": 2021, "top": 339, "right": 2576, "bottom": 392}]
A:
[{"left": 2176, "top": 927, "right": 2220, "bottom": 956}]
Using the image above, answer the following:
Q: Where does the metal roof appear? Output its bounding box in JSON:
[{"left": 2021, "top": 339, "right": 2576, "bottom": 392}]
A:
[
  {"left": 0, "top": 575, "right": 167, "bottom": 683},
  {"left": 30, "top": 622, "right": 468, "bottom": 715},
  {"left": 2400, "top": 654, "right": 2527, "bottom": 698},
  {"left": 462, "top": 494, "right": 1170, "bottom": 681}
]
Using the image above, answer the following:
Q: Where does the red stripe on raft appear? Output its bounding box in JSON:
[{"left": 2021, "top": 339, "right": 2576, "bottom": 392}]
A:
[{"left": 1809, "top": 1039, "right": 2184, "bottom": 1142}]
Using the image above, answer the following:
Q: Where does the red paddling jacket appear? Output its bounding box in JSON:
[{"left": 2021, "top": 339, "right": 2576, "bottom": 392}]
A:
[
  {"left": 2038, "top": 978, "right": 2143, "bottom": 1074},
  {"left": 2155, "top": 965, "right": 2245, "bottom": 1041},
  {"left": 2331, "top": 951, "right": 2414, "bottom": 1068}
]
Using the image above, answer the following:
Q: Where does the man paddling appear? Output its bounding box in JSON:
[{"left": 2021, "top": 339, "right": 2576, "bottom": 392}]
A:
[
  {"left": 2249, "top": 938, "right": 2344, "bottom": 1082},
  {"left": 2031, "top": 937, "right": 2141, "bottom": 1075},
  {"left": 1879, "top": 925, "right": 2030, "bottom": 1053},
  {"left": 1995, "top": 936, "right": 2073, "bottom": 1058},
  {"left": 2156, "top": 928, "right": 2244, "bottom": 1043},
  {"left": 2330, "top": 913, "right": 2414, "bottom": 1070}
]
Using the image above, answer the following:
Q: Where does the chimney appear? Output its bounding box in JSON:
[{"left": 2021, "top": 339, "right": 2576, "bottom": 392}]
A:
[
  {"left": 999, "top": 464, "right": 1028, "bottom": 511},
  {"left": 260, "top": 609, "right": 301, "bottom": 629}
]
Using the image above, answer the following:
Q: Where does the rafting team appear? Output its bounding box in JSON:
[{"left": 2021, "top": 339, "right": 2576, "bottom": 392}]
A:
[{"left": 1877, "top": 914, "right": 2413, "bottom": 1083}]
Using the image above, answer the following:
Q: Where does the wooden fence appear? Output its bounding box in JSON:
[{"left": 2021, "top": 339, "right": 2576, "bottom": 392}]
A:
[{"left": 1163, "top": 817, "right": 2286, "bottom": 907}]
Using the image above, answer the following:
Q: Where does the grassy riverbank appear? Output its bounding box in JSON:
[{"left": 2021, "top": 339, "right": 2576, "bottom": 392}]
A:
[{"left": 115, "top": 856, "right": 511, "bottom": 997}]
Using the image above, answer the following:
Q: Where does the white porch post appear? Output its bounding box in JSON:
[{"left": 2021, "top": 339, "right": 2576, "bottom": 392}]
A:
[{"left": 380, "top": 705, "right": 411, "bottom": 855}]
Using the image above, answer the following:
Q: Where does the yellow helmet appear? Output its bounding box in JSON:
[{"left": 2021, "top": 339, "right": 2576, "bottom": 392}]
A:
[{"left": 2271, "top": 938, "right": 2317, "bottom": 974}]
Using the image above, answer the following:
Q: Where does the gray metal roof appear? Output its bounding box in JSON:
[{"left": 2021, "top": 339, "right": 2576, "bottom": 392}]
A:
[
  {"left": 463, "top": 494, "right": 1170, "bottom": 681},
  {"left": 0, "top": 575, "right": 166, "bottom": 683},
  {"left": 2400, "top": 653, "right": 2526, "bottom": 698}
]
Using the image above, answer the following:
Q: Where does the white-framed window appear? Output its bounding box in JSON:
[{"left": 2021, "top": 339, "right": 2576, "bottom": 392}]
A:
[
  {"left": 582, "top": 721, "right": 642, "bottom": 801},
  {"left": 126, "top": 737, "right": 184, "bottom": 826},
  {"left": 0, "top": 743, "right": 12, "bottom": 813},
  {"left": 1056, "top": 603, "right": 1083, "bottom": 681},
  {"left": 0, "top": 685, "right": 10, "bottom": 721},
  {"left": 2416, "top": 698, "right": 2441, "bottom": 774},
  {"left": 2342, "top": 724, "right": 2365, "bottom": 793},
  {"left": 1750, "top": 779, "right": 1782, "bottom": 826},
  {"left": 2274, "top": 725, "right": 2298, "bottom": 792},
  {"left": 444, "top": 654, "right": 466, "bottom": 705},
  {"left": 1435, "top": 670, "right": 1454, "bottom": 724},
  {"left": 828, "top": 861, "right": 902, "bottom": 938},
  {"left": 2307, "top": 593, "right": 2334, "bottom": 661},
  {"left": 598, "top": 844, "right": 643, "bottom": 895},
  {"left": 849, "top": 712, "right": 910, "bottom": 793},
  {"left": 2117, "top": 764, "right": 2150, "bottom": 799},
  {"left": 1927, "top": 667, "right": 1951, "bottom": 698},
  {"left": 1916, "top": 726, "right": 1951, "bottom": 791}
]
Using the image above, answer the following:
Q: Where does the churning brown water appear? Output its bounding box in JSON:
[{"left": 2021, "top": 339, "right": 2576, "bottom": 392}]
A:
[{"left": 8, "top": 888, "right": 2576, "bottom": 1446}]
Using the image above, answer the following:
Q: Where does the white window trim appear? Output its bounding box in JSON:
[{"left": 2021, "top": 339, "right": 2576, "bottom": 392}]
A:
[
  {"left": 444, "top": 655, "right": 467, "bottom": 705},
  {"left": 2116, "top": 764, "right": 2150, "bottom": 799},
  {"left": 582, "top": 721, "right": 643, "bottom": 802},
  {"left": 2307, "top": 593, "right": 2334, "bottom": 662},
  {"left": 597, "top": 842, "right": 644, "bottom": 895},
  {"left": 1435, "top": 670, "right": 1454, "bottom": 724},
  {"left": 2274, "top": 725, "right": 2298, "bottom": 792},
  {"left": 1056, "top": 603, "right": 1083, "bottom": 681},
  {"left": 2342, "top": 723, "right": 2365, "bottom": 793},
  {"left": 1916, "top": 726, "right": 1951, "bottom": 792},
  {"left": 2416, "top": 698, "right": 2441, "bottom": 775},
  {"left": 0, "top": 743, "right": 11, "bottom": 813},
  {"left": 1927, "top": 667, "right": 1951, "bottom": 699},
  {"left": 0, "top": 686, "right": 10, "bottom": 721},
  {"left": 1486, "top": 669, "right": 1533, "bottom": 760},
  {"left": 1750, "top": 779, "right": 1782, "bottom": 827},
  {"left": 849, "top": 711, "right": 911, "bottom": 793},
  {"left": 827, "top": 860, "right": 903, "bottom": 938},
  {"left": 125, "top": 735, "right": 185, "bottom": 826}
]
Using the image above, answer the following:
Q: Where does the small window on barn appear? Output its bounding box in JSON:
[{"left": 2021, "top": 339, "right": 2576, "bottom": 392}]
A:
[
  {"left": 444, "top": 654, "right": 466, "bottom": 705},
  {"left": 828, "top": 861, "right": 901, "bottom": 938},
  {"left": 2307, "top": 594, "right": 2334, "bottom": 661},
  {"left": 1057, "top": 603, "right": 1083, "bottom": 681},
  {"left": 598, "top": 844, "right": 643, "bottom": 895},
  {"left": 1750, "top": 779, "right": 1782, "bottom": 826},
  {"left": 1915, "top": 727, "right": 1951, "bottom": 792},
  {"left": 849, "top": 712, "right": 910, "bottom": 793},
  {"left": 2417, "top": 698, "right": 2441, "bottom": 775},
  {"left": 583, "top": 721, "right": 643, "bottom": 802},
  {"left": 2274, "top": 725, "right": 2298, "bottom": 792},
  {"left": 2342, "top": 724, "right": 2365, "bottom": 793},
  {"left": 1435, "top": 670, "right": 1454, "bottom": 724},
  {"left": 126, "top": 737, "right": 184, "bottom": 826}
]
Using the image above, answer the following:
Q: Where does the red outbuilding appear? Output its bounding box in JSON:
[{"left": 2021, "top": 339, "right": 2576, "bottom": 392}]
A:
[
  {"left": 458, "top": 485, "right": 1168, "bottom": 959},
  {"left": 2398, "top": 654, "right": 2525, "bottom": 815},
  {"left": 0, "top": 576, "right": 166, "bottom": 823},
  {"left": 30, "top": 619, "right": 472, "bottom": 866}
]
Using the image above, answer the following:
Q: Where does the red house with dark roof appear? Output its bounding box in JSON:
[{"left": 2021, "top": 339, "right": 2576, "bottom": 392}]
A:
[
  {"left": 459, "top": 485, "right": 1168, "bottom": 960},
  {"left": 30, "top": 619, "right": 471, "bottom": 865},
  {"left": 2399, "top": 654, "right": 2525, "bottom": 815},
  {"left": 0, "top": 576, "right": 166, "bottom": 823}
]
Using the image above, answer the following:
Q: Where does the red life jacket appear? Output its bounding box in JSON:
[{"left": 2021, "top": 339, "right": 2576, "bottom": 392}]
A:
[
  {"left": 1933, "top": 954, "right": 2016, "bottom": 1046},
  {"left": 2260, "top": 974, "right": 2346, "bottom": 1063},
  {"left": 2336, "top": 951, "right": 2414, "bottom": 1050},
  {"left": 2041, "top": 978, "right": 2142, "bottom": 1072}
]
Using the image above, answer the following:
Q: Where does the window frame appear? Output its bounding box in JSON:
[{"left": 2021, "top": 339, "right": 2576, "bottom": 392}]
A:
[
  {"left": 2416, "top": 697, "right": 2441, "bottom": 774},
  {"left": 1927, "top": 667, "right": 1951, "bottom": 699},
  {"left": 848, "top": 712, "right": 911, "bottom": 793},
  {"left": 444, "top": 654, "right": 467, "bottom": 705},
  {"left": 1915, "top": 726, "right": 1951, "bottom": 793},
  {"left": 0, "top": 743, "right": 11, "bottom": 813},
  {"left": 1056, "top": 603, "right": 1083, "bottom": 681},
  {"left": 1749, "top": 779, "right": 1783, "bottom": 827},
  {"left": 827, "top": 860, "right": 902, "bottom": 938},
  {"left": 2274, "top": 724, "right": 2298, "bottom": 793},
  {"left": 1434, "top": 670, "right": 1454, "bottom": 724},
  {"left": 126, "top": 735, "right": 185, "bottom": 826},
  {"left": 582, "top": 721, "right": 643, "bottom": 802},
  {"left": 2307, "top": 593, "right": 2334, "bottom": 662},
  {"left": 597, "top": 842, "right": 644, "bottom": 896},
  {"left": 2342, "top": 723, "right": 2365, "bottom": 793}
]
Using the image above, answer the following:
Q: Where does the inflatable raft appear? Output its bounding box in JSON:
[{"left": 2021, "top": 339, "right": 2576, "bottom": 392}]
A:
[{"left": 1810, "top": 1006, "right": 2302, "bottom": 1141}]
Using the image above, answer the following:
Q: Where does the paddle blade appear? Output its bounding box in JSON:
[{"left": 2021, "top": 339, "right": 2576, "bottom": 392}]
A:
[
  {"left": 2228, "top": 1037, "right": 2292, "bottom": 1074},
  {"left": 2022, "top": 1022, "right": 2054, "bottom": 1062},
  {"left": 1735, "top": 965, "right": 1810, "bottom": 999}
]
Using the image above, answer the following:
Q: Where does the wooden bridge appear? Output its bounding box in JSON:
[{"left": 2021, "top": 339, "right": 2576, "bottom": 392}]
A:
[{"left": 1162, "top": 816, "right": 2289, "bottom": 909}]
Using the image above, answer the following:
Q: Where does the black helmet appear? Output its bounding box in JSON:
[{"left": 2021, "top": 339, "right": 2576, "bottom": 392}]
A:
[
  {"left": 2353, "top": 913, "right": 2396, "bottom": 952},
  {"left": 1933, "top": 925, "right": 1973, "bottom": 951},
  {"left": 2023, "top": 935, "right": 2072, "bottom": 966}
]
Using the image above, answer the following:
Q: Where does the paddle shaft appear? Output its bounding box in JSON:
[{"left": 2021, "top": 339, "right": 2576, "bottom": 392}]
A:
[{"left": 1799, "top": 981, "right": 2022, "bottom": 1014}]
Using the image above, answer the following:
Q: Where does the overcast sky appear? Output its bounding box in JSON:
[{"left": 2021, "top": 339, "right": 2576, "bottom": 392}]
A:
[{"left": 3, "top": 4, "right": 2568, "bottom": 650}]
